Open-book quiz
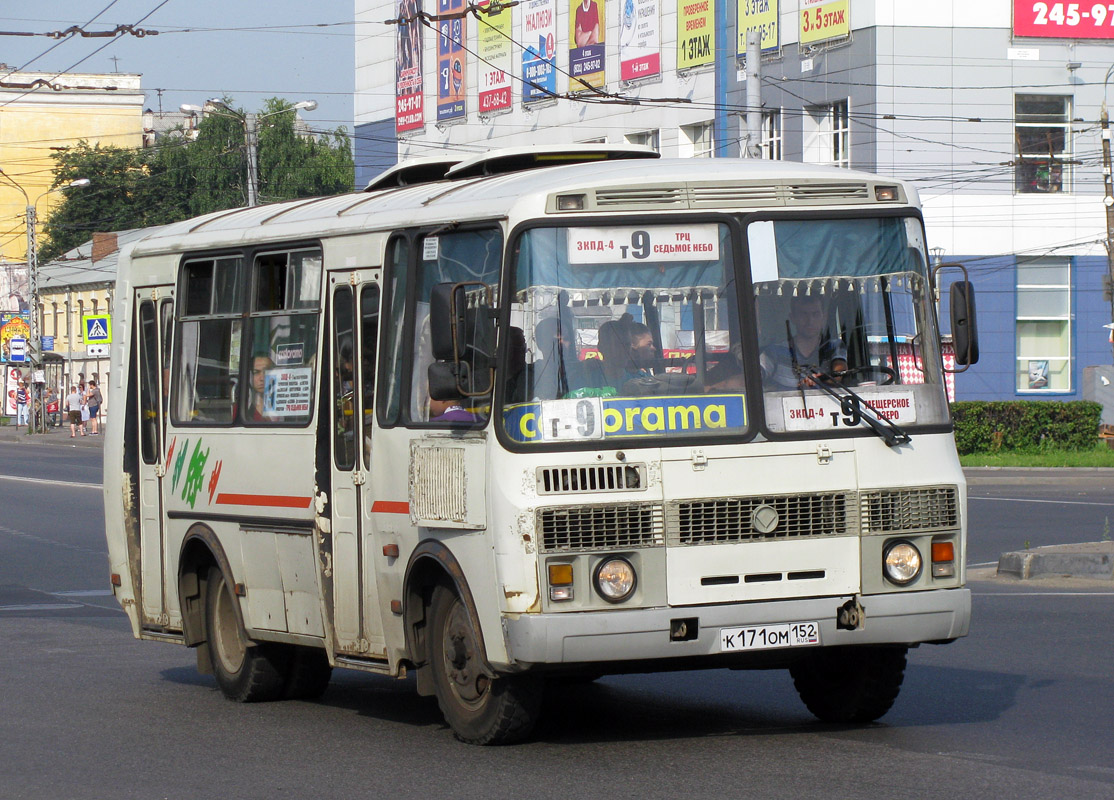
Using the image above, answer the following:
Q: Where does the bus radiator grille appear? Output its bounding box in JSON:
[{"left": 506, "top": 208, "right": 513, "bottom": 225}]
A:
[
  {"left": 667, "top": 493, "right": 852, "bottom": 545},
  {"left": 538, "top": 503, "right": 665, "bottom": 553},
  {"left": 860, "top": 486, "right": 959, "bottom": 534},
  {"left": 536, "top": 464, "right": 646, "bottom": 495}
]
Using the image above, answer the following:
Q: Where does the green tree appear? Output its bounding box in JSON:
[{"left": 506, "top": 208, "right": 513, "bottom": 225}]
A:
[{"left": 40, "top": 97, "right": 354, "bottom": 261}]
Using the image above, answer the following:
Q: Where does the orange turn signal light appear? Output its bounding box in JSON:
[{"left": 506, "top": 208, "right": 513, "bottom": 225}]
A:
[
  {"left": 548, "top": 563, "right": 574, "bottom": 586},
  {"left": 932, "top": 541, "right": 955, "bottom": 563}
]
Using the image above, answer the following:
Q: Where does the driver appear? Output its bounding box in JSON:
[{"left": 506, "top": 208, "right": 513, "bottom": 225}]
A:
[{"left": 760, "top": 294, "right": 846, "bottom": 389}]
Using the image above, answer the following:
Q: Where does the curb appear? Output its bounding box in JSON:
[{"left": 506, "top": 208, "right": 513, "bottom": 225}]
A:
[{"left": 998, "top": 541, "right": 1114, "bottom": 580}]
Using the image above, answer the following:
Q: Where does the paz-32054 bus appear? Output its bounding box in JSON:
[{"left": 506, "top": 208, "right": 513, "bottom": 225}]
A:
[{"left": 104, "top": 146, "right": 978, "bottom": 744}]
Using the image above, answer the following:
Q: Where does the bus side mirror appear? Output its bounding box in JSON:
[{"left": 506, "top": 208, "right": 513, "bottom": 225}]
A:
[
  {"left": 949, "top": 281, "right": 979, "bottom": 367},
  {"left": 429, "top": 281, "right": 495, "bottom": 396},
  {"left": 430, "top": 282, "right": 464, "bottom": 361}
]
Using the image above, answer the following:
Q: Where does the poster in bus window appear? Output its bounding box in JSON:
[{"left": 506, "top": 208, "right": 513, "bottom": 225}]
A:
[
  {"left": 0, "top": 311, "right": 30, "bottom": 363},
  {"left": 522, "top": 0, "right": 557, "bottom": 103},
  {"left": 477, "top": 0, "right": 513, "bottom": 114},
  {"left": 619, "top": 0, "right": 660, "bottom": 83},
  {"left": 569, "top": 0, "right": 606, "bottom": 92},
  {"left": 737, "top": 0, "right": 779, "bottom": 54},
  {"left": 677, "top": 0, "right": 715, "bottom": 71},
  {"left": 799, "top": 0, "right": 849, "bottom": 46},
  {"left": 437, "top": 0, "right": 467, "bottom": 122},
  {"left": 395, "top": 0, "right": 424, "bottom": 133},
  {"left": 264, "top": 367, "right": 313, "bottom": 417}
]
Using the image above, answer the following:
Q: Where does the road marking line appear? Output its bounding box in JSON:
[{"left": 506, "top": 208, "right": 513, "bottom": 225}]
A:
[
  {"left": 54, "top": 589, "right": 113, "bottom": 597},
  {"left": 972, "top": 592, "right": 1114, "bottom": 596},
  {"left": 970, "top": 496, "right": 1114, "bottom": 507},
  {"left": 0, "top": 603, "right": 84, "bottom": 612},
  {"left": 0, "top": 474, "right": 101, "bottom": 490}
]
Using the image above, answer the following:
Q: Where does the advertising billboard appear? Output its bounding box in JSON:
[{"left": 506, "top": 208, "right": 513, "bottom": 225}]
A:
[
  {"left": 678, "top": 0, "right": 715, "bottom": 70},
  {"left": 522, "top": 0, "right": 558, "bottom": 102},
  {"left": 395, "top": 0, "right": 424, "bottom": 134},
  {"left": 1014, "top": 0, "right": 1114, "bottom": 38},
  {"left": 437, "top": 0, "right": 467, "bottom": 122},
  {"left": 799, "top": 0, "right": 849, "bottom": 46},
  {"left": 570, "top": 0, "right": 606, "bottom": 91},
  {"left": 738, "top": 0, "right": 779, "bottom": 54},
  {"left": 477, "top": 0, "right": 514, "bottom": 113},
  {"left": 620, "top": 0, "right": 661, "bottom": 83}
]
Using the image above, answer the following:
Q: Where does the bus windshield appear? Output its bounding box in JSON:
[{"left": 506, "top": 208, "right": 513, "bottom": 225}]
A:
[
  {"left": 749, "top": 215, "right": 949, "bottom": 435},
  {"left": 503, "top": 222, "right": 746, "bottom": 444}
]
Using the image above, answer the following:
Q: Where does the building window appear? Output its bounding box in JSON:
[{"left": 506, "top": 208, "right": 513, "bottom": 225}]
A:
[
  {"left": 1016, "top": 258, "right": 1071, "bottom": 392},
  {"left": 625, "top": 130, "right": 660, "bottom": 152},
  {"left": 1015, "top": 95, "right": 1072, "bottom": 193},
  {"left": 681, "top": 121, "right": 714, "bottom": 158},
  {"left": 804, "top": 99, "right": 849, "bottom": 167},
  {"left": 761, "top": 109, "right": 782, "bottom": 160}
]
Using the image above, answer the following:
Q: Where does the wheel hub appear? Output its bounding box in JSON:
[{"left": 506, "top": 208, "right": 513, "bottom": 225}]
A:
[{"left": 443, "top": 603, "right": 489, "bottom": 704}]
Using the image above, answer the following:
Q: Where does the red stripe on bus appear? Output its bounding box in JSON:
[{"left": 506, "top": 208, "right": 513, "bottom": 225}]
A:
[
  {"left": 371, "top": 501, "right": 410, "bottom": 514},
  {"left": 215, "top": 493, "right": 313, "bottom": 509}
]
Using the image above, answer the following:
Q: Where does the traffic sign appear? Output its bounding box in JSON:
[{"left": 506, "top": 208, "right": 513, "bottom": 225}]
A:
[
  {"left": 9, "top": 337, "right": 26, "bottom": 362},
  {"left": 83, "top": 315, "right": 112, "bottom": 345},
  {"left": 87, "top": 344, "right": 109, "bottom": 357}
]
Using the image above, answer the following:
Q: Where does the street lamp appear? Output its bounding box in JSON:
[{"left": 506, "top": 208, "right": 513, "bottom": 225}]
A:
[
  {"left": 179, "top": 99, "right": 318, "bottom": 207},
  {"left": 0, "top": 171, "right": 90, "bottom": 434}
]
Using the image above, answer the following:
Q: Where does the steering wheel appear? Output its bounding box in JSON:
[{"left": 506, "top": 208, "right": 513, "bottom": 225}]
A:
[{"left": 840, "top": 365, "right": 897, "bottom": 386}]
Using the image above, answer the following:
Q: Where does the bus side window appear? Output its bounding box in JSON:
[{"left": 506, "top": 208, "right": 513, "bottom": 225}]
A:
[{"left": 378, "top": 237, "right": 409, "bottom": 427}]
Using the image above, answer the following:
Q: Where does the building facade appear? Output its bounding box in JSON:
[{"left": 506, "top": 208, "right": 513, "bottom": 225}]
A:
[{"left": 354, "top": 0, "right": 1113, "bottom": 401}]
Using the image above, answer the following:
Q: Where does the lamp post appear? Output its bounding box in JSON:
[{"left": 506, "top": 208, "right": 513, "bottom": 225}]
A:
[
  {"left": 0, "top": 172, "right": 89, "bottom": 434},
  {"left": 179, "top": 99, "right": 318, "bottom": 207},
  {"left": 1103, "top": 65, "right": 1114, "bottom": 362}
]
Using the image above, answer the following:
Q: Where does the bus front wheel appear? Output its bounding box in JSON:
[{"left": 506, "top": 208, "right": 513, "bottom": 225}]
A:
[
  {"left": 428, "top": 584, "right": 542, "bottom": 744},
  {"left": 789, "top": 644, "right": 907, "bottom": 723},
  {"left": 204, "top": 566, "right": 289, "bottom": 703}
]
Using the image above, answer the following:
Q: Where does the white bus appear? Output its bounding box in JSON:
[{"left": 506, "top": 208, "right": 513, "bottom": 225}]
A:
[{"left": 104, "top": 146, "right": 978, "bottom": 744}]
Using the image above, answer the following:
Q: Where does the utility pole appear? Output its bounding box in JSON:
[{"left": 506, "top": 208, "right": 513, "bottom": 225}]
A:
[
  {"left": 1103, "top": 102, "right": 1114, "bottom": 362},
  {"left": 745, "top": 30, "right": 762, "bottom": 158},
  {"left": 24, "top": 202, "right": 40, "bottom": 433},
  {"left": 244, "top": 114, "right": 259, "bottom": 207}
]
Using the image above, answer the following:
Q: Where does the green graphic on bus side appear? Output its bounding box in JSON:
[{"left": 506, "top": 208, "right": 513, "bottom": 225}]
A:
[{"left": 181, "top": 439, "right": 210, "bottom": 509}]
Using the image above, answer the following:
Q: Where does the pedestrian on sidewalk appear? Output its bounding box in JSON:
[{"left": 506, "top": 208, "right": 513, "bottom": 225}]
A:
[
  {"left": 66, "top": 385, "right": 84, "bottom": 437},
  {"left": 15, "top": 380, "right": 28, "bottom": 427},
  {"left": 85, "top": 380, "right": 102, "bottom": 435}
]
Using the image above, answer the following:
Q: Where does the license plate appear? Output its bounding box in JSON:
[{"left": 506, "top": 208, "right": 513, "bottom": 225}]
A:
[{"left": 719, "top": 621, "right": 821, "bottom": 652}]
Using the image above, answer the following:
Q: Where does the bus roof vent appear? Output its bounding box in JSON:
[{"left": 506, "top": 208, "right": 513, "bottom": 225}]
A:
[
  {"left": 363, "top": 156, "right": 462, "bottom": 192},
  {"left": 690, "top": 183, "right": 784, "bottom": 208},
  {"left": 594, "top": 186, "right": 686, "bottom": 208},
  {"left": 787, "top": 182, "right": 870, "bottom": 204},
  {"left": 446, "top": 144, "right": 659, "bottom": 180}
]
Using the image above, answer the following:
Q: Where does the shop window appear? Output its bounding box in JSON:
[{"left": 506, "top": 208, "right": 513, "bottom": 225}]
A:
[
  {"left": 804, "top": 99, "right": 849, "bottom": 167},
  {"left": 1016, "top": 258, "right": 1071, "bottom": 392},
  {"left": 1015, "top": 95, "right": 1072, "bottom": 193}
]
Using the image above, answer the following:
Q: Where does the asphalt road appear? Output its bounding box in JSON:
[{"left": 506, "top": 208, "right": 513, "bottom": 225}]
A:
[{"left": 2, "top": 443, "right": 1113, "bottom": 799}]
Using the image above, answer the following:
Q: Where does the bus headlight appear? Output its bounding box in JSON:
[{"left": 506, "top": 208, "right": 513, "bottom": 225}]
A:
[
  {"left": 594, "top": 557, "right": 636, "bottom": 603},
  {"left": 883, "top": 540, "right": 922, "bottom": 586}
]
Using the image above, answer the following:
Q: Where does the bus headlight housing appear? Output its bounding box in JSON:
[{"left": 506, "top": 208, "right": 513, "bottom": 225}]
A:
[
  {"left": 883, "top": 540, "right": 922, "bottom": 586},
  {"left": 594, "top": 557, "right": 636, "bottom": 603}
]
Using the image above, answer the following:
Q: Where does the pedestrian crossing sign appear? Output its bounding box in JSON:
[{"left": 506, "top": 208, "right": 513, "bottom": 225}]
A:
[{"left": 83, "top": 315, "right": 112, "bottom": 345}]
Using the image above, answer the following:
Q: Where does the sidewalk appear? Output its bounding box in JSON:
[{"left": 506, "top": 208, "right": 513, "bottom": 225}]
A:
[{"left": 0, "top": 421, "right": 104, "bottom": 448}]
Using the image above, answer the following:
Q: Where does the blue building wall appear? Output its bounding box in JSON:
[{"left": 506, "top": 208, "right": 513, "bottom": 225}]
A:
[
  {"left": 354, "top": 118, "right": 399, "bottom": 189},
  {"left": 941, "top": 256, "right": 1110, "bottom": 401}
]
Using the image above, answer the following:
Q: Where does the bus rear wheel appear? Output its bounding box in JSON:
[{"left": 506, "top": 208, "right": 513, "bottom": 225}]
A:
[
  {"left": 428, "top": 585, "right": 542, "bottom": 745},
  {"left": 205, "top": 566, "right": 289, "bottom": 703},
  {"left": 789, "top": 644, "right": 907, "bottom": 723}
]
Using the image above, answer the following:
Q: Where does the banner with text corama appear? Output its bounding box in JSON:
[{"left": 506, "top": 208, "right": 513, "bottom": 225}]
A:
[
  {"left": 678, "top": 0, "right": 715, "bottom": 71},
  {"left": 522, "top": 0, "right": 558, "bottom": 102},
  {"left": 437, "top": 0, "right": 467, "bottom": 122},
  {"left": 620, "top": 0, "right": 661, "bottom": 83},
  {"left": 1013, "top": 0, "right": 1114, "bottom": 39},
  {"left": 477, "top": 0, "right": 514, "bottom": 114},
  {"left": 395, "top": 0, "right": 424, "bottom": 133},
  {"left": 738, "top": 0, "right": 779, "bottom": 55},
  {"left": 570, "top": 0, "right": 606, "bottom": 91}
]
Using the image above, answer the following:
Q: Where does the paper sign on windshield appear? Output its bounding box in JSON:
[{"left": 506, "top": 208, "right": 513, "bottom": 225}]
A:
[
  {"left": 567, "top": 225, "right": 720, "bottom": 264},
  {"left": 782, "top": 390, "right": 917, "bottom": 432}
]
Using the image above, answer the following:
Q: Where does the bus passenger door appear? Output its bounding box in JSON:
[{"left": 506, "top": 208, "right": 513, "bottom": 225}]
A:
[
  {"left": 135, "top": 290, "right": 173, "bottom": 626},
  {"left": 325, "top": 279, "right": 385, "bottom": 656}
]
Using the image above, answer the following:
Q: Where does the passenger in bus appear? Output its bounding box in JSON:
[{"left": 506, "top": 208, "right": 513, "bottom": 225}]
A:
[
  {"left": 429, "top": 394, "right": 478, "bottom": 423},
  {"left": 249, "top": 355, "right": 278, "bottom": 421},
  {"left": 592, "top": 313, "right": 661, "bottom": 393},
  {"left": 759, "top": 294, "right": 847, "bottom": 389}
]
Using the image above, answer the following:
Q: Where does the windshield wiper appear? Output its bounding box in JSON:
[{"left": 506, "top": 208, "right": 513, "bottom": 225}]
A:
[{"left": 792, "top": 365, "right": 912, "bottom": 448}]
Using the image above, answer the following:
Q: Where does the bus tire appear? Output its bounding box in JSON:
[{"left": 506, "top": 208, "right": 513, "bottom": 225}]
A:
[
  {"left": 283, "top": 646, "right": 332, "bottom": 700},
  {"left": 428, "top": 584, "right": 542, "bottom": 745},
  {"left": 205, "top": 566, "right": 289, "bottom": 703},
  {"left": 789, "top": 645, "right": 907, "bottom": 723}
]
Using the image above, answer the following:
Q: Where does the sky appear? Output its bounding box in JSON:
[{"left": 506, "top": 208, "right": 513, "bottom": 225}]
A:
[{"left": 1, "top": 1, "right": 356, "bottom": 131}]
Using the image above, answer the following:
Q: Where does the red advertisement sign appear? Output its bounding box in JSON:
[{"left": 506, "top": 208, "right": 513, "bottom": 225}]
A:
[
  {"left": 1014, "top": 1, "right": 1114, "bottom": 38},
  {"left": 395, "top": 0, "right": 425, "bottom": 134}
]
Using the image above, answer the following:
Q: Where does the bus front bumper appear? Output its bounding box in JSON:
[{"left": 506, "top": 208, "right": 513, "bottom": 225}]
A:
[{"left": 502, "top": 588, "right": 970, "bottom": 666}]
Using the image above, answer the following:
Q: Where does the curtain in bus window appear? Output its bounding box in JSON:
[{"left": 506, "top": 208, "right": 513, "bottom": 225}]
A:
[{"left": 760, "top": 218, "right": 912, "bottom": 279}]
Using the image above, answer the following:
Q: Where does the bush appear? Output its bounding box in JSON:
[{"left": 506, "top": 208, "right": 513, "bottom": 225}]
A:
[{"left": 951, "top": 400, "right": 1102, "bottom": 454}]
